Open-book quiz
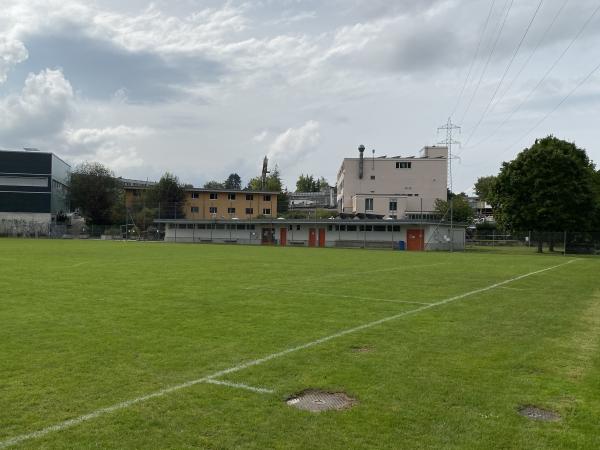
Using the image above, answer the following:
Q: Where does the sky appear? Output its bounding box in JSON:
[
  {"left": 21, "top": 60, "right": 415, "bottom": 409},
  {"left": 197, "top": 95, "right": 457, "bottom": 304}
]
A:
[{"left": 1, "top": 0, "right": 600, "bottom": 193}]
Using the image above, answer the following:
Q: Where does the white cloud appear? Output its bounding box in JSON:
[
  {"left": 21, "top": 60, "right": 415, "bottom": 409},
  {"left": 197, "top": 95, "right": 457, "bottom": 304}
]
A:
[
  {"left": 0, "top": 68, "right": 74, "bottom": 141},
  {"left": 267, "top": 120, "right": 321, "bottom": 168},
  {"left": 63, "top": 125, "right": 152, "bottom": 170},
  {"left": 0, "top": 38, "right": 28, "bottom": 84},
  {"left": 252, "top": 130, "right": 269, "bottom": 142}
]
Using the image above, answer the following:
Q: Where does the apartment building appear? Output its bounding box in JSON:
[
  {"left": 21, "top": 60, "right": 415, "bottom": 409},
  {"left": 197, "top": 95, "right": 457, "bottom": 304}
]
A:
[
  {"left": 124, "top": 182, "right": 278, "bottom": 220},
  {"left": 336, "top": 145, "right": 448, "bottom": 219}
]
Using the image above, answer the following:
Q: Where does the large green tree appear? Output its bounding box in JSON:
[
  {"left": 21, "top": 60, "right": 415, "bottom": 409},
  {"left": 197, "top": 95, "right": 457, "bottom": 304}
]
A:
[
  {"left": 295, "top": 174, "right": 329, "bottom": 192},
  {"left": 70, "top": 162, "right": 123, "bottom": 225},
  {"left": 224, "top": 173, "right": 242, "bottom": 190},
  {"left": 474, "top": 176, "right": 496, "bottom": 203},
  {"left": 147, "top": 173, "right": 186, "bottom": 219},
  {"left": 434, "top": 193, "right": 473, "bottom": 223},
  {"left": 491, "top": 136, "right": 597, "bottom": 252}
]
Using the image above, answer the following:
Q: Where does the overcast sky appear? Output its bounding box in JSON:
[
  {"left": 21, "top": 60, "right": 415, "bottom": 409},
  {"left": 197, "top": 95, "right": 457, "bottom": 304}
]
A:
[{"left": 1, "top": 0, "right": 600, "bottom": 192}]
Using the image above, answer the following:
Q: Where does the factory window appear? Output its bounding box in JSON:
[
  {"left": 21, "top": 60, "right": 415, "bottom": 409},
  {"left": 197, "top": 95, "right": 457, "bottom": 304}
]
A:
[
  {"left": 264, "top": 195, "right": 272, "bottom": 201},
  {"left": 370, "top": 175, "right": 375, "bottom": 180},
  {"left": 215, "top": 224, "right": 225, "bottom": 230},
  {"left": 393, "top": 225, "right": 400, "bottom": 232},
  {"left": 246, "top": 194, "right": 254, "bottom": 201},
  {"left": 191, "top": 192, "right": 199, "bottom": 199},
  {"left": 365, "top": 198, "right": 373, "bottom": 211},
  {"left": 210, "top": 192, "right": 218, "bottom": 200},
  {"left": 245, "top": 207, "right": 254, "bottom": 215},
  {"left": 228, "top": 193, "right": 236, "bottom": 200},
  {"left": 328, "top": 225, "right": 333, "bottom": 231},
  {"left": 248, "top": 224, "right": 256, "bottom": 230},
  {"left": 263, "top": 208, "right": 271, "bottom": 215},
  {"left": 227, "top": 207, "right": 236, "bottom": 214},
  {"left": 396, "top": 162, "right": 412, "bottom": 169},
  {"left": 389, "top": 200, "right": 397, "bottom": 211},
  {"left": 197, "top": 224, "right": 206, "bottom": 229},
  {"left": 288, "top": 225, "right": 293, "bottom": 231},
  {"left": 296, "top": 225, "right": 301, "bottom": 231},
  {"left": 209, "top": 206, "right": 217, "bottom": 214},
  {"left": 374, "top": 225, "right": 386, "bottom": 232},
  {"left": 347, "top": 225, "right": 357, "bottom": 231},
  {"left": 191, "top": 206, "right": 199, "bottom": 213},
  {"left": 237, "top": 224, "right": 246, "bottom": 230}
]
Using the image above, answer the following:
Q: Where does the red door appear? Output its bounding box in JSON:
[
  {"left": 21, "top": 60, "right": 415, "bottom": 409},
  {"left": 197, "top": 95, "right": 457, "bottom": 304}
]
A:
[
  {"left": 308, "top": 228, "right": 317, "bottom": 247},
  {"left": 407, "top": 229, "right": 425, "bottom": 251},
  {"left": 318, "top": 228, "right": 326, "bottom": 247},
  {"left": 280, "top": 227, "right": 287, "bottom": 246}
]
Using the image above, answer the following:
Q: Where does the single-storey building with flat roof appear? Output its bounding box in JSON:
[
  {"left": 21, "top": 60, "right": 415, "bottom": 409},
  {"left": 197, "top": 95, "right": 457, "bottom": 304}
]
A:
[{"left": 155, "top": 218, "right": 465, "bottom": 251}]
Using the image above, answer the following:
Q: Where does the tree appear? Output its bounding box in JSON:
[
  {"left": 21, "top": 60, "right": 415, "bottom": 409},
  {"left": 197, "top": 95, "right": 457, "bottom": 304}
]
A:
[
  {"left": 491, "top": 136, "right": 597, "bottom": 252},
  {"left": 247, "top": 165, "right": 284, "bottom": 192},
  {"left": 295, "top": 174, "right": 329, "bottom": 192},
  {"left": 224, "top": 173, "right": 242, "bottom": 190},
  {"left": 296, "top": 174, "right": 316, "bottom": 192},
  {"left": 434, "top": 194, "right": 473, "bottom": 223},
  {"left": 203, "top": 180, "right": 225, "bottom": 189},
  {"left": 147, "top": 173, "right": 186, "bottom": 219},
  {"left": 474, "top": 176, "right": 496, "bottom": 203},
  {"left": 70, "top": 162, "right": 123, "bottom": 225}
]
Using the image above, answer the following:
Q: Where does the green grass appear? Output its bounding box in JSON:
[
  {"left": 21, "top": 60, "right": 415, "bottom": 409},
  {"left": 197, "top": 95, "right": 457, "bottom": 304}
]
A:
[{"left": 1, "top": 239, "right": 599, "bottom": 449}]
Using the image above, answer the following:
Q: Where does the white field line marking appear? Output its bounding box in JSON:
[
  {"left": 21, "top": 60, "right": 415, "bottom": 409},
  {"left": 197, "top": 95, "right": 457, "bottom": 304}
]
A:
[
  {"left": 68, "top": 262, "right": 88, "bottom": 268},
  {"left": 0, "top": 259, "right": 576, "bottom": 449},
  {"left": 244, "top": 286, "right": 431, "bottom": 306},
  {"left": 204, "top": 379, "right": 274, "bottom": 394}
]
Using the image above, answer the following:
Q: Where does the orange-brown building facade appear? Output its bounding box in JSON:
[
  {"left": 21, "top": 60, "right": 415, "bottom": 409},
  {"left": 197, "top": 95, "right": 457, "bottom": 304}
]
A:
[{"left": 125, "top": 184, "right": 278, "bottom": 220}]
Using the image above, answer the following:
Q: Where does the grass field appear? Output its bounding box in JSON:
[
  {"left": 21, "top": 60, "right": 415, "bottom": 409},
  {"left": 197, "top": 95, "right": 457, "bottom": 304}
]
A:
[{"left": 1, "top": 239, "right": 599, "bottom": 449}]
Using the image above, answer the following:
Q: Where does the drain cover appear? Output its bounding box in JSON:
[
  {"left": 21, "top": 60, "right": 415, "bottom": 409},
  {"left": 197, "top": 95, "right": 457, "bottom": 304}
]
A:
[
  {"left": 286, "top": 389, "right": 356, "bottom": 412},
  {"left": 518, "top": 405, "right": 560, "bottom": 422}
]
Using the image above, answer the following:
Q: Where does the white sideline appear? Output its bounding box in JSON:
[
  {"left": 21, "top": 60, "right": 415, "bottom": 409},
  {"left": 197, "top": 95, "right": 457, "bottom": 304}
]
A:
[
  {"left": 0, "top": 259, "right": 576, "bottom": 449},
  {"left": 244, "top": 286, "right": 431, "bottom": 306},
  {"left": 204, "top": 379, "right": 274, "bottom": 394}
]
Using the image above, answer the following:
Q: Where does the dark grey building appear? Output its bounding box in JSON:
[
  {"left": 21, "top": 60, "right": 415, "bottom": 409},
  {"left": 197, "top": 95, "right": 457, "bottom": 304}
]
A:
[{"left": 0, "top": 149, "right": 70, "bottom": 224}]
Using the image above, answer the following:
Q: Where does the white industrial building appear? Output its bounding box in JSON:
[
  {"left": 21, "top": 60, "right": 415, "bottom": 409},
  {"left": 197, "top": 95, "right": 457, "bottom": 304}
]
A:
[{"left": 336, "top": 145, "right": 448, "bottom": 219}]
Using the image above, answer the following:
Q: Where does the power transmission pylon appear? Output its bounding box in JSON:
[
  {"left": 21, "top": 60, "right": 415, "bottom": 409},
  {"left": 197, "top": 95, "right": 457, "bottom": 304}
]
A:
[{"left": 438, "top": 117, "right": 461, "bottom": 252}]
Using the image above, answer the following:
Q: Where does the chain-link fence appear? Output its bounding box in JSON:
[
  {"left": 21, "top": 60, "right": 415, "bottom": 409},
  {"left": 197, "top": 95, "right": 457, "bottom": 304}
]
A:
[{"left": 466, "top": 230, "right": 600, "bottom": 254}]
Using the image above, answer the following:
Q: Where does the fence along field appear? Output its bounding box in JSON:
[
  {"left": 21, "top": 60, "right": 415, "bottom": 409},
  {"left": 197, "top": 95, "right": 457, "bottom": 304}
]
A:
[{"left": 0, "top": 239, "right": 599, "bottom": 449}]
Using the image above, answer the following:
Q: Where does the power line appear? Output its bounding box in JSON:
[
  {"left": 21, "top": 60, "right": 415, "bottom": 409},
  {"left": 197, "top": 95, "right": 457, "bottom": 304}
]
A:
[
  {"left": 463, "top": 0, "right": 544, "bottom": 147},
  {"left": 500, "top": 58, "right": 600, "bottom": 155},
  {"left": 450, "top": 0, "right": 497, "bottom": 119},
  {"left": 492, "top": 0, "right": 570, "bottom": 118},
  {"left": 459, "top": 0, "right": 514, "bottom": 126},
  {"left": 458, "top": 1, "right": 600, "bottom": 155}
]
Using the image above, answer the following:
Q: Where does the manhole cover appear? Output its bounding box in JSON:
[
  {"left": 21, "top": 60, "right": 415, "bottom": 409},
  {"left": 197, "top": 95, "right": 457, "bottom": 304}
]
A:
[
  {"left": 286, "top": 389, "right": 356, "bottom": 412},
  {"left": 518, "top": 405, "right": 560, "bottom": 422}
]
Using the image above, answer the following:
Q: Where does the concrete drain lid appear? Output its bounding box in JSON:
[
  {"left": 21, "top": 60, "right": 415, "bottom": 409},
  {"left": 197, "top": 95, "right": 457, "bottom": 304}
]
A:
[
  {"left": 286, "top": 389, "right": 356, "bottom": 412},
  {"left": 518, "top": 405, "right": 561, "bottom": 422}
]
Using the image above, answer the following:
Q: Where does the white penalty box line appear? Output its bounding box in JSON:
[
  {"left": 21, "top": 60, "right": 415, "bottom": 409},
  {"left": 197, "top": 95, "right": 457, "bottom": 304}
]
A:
[{"left": 0, "top": 259, "right": 577, "bottom": 449}]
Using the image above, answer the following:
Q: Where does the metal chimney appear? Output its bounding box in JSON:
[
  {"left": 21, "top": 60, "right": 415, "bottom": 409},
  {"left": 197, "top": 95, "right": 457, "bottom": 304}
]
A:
[{"left": 358, "top": 145, "right": 365, "bottom": 179}]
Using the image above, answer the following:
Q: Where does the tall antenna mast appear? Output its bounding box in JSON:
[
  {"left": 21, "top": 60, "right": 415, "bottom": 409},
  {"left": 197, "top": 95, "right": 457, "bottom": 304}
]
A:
[{"left": 438, "top": 117, "right": 461, "bottom": 252}]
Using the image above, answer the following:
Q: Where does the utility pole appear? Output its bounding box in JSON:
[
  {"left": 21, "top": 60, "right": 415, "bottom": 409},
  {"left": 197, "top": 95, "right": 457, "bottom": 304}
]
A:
[{"left": 438, "top": 117, "right": 461, "bottom": 252}]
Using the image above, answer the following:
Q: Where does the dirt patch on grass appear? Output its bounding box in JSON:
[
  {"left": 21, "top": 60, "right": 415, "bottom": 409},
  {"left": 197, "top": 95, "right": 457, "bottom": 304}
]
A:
[
  {"left": 518, "top": 405, "right": 561, "bottom": 422},
  {"left": 286, "top": 389, "right": 357, "bottom": 412},
  {"left": 350, "top": 345, "right": 374, "bottom": 353}
]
